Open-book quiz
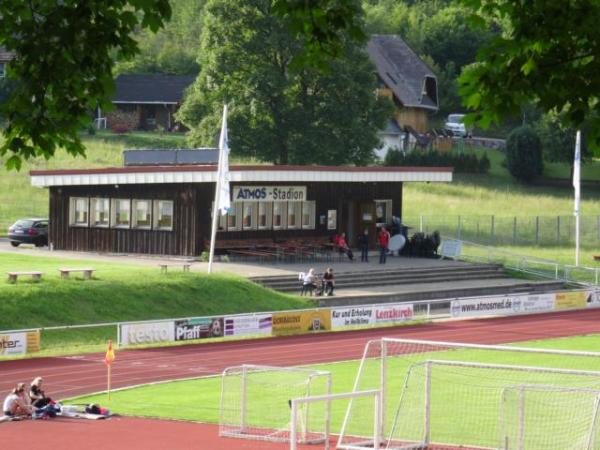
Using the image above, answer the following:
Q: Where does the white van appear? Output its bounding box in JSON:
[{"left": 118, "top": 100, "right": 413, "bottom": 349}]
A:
[{"left": 444, "top": 114, "right": 472, "bottom": 138}]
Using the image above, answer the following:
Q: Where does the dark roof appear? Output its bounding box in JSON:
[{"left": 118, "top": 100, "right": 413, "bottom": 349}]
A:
[
  {"left": 124, "top": 149, "right": 219, "bottom": 166},
  {"left": 0, "top": 46, "right": 15, "bottom": 63},
  {"left": 112, "top": 74, "right": 195, "bottom": 104},
  {"left": 367, "top": 35, "right": 438, "bottom": 110}
]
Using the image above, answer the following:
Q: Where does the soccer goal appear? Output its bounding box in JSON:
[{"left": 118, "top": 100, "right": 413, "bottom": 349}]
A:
[
  {"left": 338, "top": 338, "right": 600, "bottom": 450},
  {"left": 220, "top": 364, "right": 332, "bottom": 444}
]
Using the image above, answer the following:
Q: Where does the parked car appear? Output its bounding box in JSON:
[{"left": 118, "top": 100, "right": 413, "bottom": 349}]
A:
[
  {"left": 444, "top": 114, "right": 472, "bottom": 138},
  {"left": 8, "top": 218, "right": 49, "bottom": 247}
]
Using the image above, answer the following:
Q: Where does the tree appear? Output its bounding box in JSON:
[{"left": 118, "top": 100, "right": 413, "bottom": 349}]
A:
[
  {"left": 0, "top": 0, "right": 172, "bottom": 170},
  {"left": 178, "top": 0, "right": 392, "bottom": 165},
  {"left": 505, "top": 126, "right": 543, "bottom": 183},
  {"left": 459, "top": 0, "right": 600, "bottom": 152}
]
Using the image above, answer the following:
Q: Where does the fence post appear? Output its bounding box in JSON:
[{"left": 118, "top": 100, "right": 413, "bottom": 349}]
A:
[
  {"left": 513, "top": 217, "right": 517, "bottom": 245},
  {"left": 457, "top": 215, "right": 462, "bottom": 240},
  {"left": 419, "top": 214, "right": 423, "bottom": 233},
  {"left": 490, "top": 215, "right": 495, "bottom": 245},
  {"left": 556, "top": 216, "right": 560, "bottom": 245},
  {"left": 535, "top": 216, "right": 540, "bottom": 245}
]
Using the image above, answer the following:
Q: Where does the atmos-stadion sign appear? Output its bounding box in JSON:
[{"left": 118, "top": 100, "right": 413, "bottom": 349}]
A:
[{"left": 233, "top": 186, "right": 306, "bottom": 202}]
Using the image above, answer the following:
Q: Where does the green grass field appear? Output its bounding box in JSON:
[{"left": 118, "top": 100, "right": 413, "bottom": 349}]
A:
[
  {"left": 73, "top": 334, "right": 600, "bottom": 448},
  {"left": 0, "top": 252, "right": 310, "bottom": 356}
]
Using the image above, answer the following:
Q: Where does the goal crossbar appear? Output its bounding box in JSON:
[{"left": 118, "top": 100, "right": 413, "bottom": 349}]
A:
[{"left": 289, "top": 389, "right": 382, "bottom": 450}]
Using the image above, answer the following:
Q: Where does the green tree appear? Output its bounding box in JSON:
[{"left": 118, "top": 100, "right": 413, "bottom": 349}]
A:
[
  {"left": 0, "top": 0, "right": 172, "bottom": 170},
  {"left": 459, "top": 0, "right": 600, "bottom": 151},
  {"left": 505, "top": 125, "right": 543, "bottom": 183},
  {"left": 178, "top": 0, "right": 392, "bottom": 165}
]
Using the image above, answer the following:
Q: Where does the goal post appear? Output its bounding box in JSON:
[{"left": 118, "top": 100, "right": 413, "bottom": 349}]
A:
[
  {"left": 220, "top": 364, "right": 332, "bottom": 444},
  {"left": 289, "top": 389, "right": 381, "bottom": 450},
  {"left": 340, "top": 338, "right": 600, "bottom": 450}
]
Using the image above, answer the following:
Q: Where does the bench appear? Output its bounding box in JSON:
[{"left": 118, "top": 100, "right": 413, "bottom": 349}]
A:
[
  {"left": 159, "top": 263, "right": 191, "bottom": 273},
  {"left": 7, "top": 271, "right": 43, "bottom": 283},
  {"left": 59, "top": 268, "right": 96, "bottom": 280},
  {"left": 594, "top": 256, "right": 600, "bottom": 261}
]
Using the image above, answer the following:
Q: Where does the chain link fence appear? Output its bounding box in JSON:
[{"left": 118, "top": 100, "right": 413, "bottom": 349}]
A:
[{"left": 404, "top": 214, "right": 600, "bottom": 248}]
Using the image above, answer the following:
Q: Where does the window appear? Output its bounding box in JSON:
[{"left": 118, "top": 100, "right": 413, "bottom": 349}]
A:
[
  {"left": 226, "top": 203, "right": 241, "bottom": 231},
  {"left": 258, "top": 202, "right": 272, "bottom": 229},
  {"left": 301, "top": 201, "right": 316, "bottom": 229},
  {"left": 287, "top": 202, "right": 301, "bottom": 229},
  {"left": 112, "top": 199, "right": 131, "bottom": 228},
  {"left": 242, "top": 203, "right": 256, "bottom": 230},
  {"left": 90, "top": 198, "right": 109, "bottom": 227},
  {"left": 70, "top": 197, "right": 89, "bottom": 226},
  {"left": 132, "top": 199, "right": 152, "bottom": 229},
  {"left": 153, "top": 200, "right": 173, "bottom": 231},
  {"left": 272, "top": 201, "right": 286, "bottom": 229},
  {"left": 375, "top": 199, "right": 392, "bottom": 226}
]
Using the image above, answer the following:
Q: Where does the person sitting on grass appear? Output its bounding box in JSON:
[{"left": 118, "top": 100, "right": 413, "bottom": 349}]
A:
[
  {"left": 3, "top": 383, "right": 32, "bottom": 417},
  {"left": 29, "top": 377, "right": 51, "bottom": 409}
]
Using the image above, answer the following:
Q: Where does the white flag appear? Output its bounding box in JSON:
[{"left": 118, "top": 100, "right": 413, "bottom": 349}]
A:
[
  {"left": 573, "top": 130, "right": 581, "bottom": 215},
  {"left": 217, "top": 104, "right": 231, "bottom": 215}
]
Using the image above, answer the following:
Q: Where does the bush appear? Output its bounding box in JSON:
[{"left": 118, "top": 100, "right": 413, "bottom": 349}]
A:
[
  {"left": 505, "top": 125, "right": 543, "bottom": 183},
  {"left": 383, "top": 149, "right": 490, "bottom": 174}
]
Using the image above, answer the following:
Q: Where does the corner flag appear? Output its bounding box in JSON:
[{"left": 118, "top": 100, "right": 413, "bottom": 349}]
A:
[
  {"left": 216, "top": 104, "right": 231, "bottom": 216},
  {"left": 104, "top": 340, "right": 115, "bottom": 366},
  {"left": 574, "top": 130, "right": 581, "bottom": 266}
]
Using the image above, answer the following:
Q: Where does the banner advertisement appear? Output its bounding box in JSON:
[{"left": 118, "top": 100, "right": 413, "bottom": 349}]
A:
[
  {"left": 0, "top": 332, "right": 27, "bottom": 356},
  {"left": 26, "top": 330, "right": 41, "bottom": 353},
  {"left": 520, "top": 294, "right": 555, "bottom": 313},
  {"left": 586, "top": 290, "right": 600, "bottom": 308},
  {"left": 373, "top": 304, "right": 414, "bottom": 324},
  {"left": 331, "top": 307, "right": 374, "bottom": 329},
  {"left": 232, "top": 186, "right": 306, "bottom": 202},
  {"left": 272, "top": 310, "right": 331, "bottom": 335},
  {"left": 555, "top": 291, "right": 588, "bottom": 310},
  {"left": 121, "top": 321, "right": 175, "bottom": 346},
  {"left": 175, "top": 317, "right": 224, "bottom": 341},
  {"left": 224, "top": 314, "right": 272, "bottom": 337},
  {"left": 451, "top": 296, "right": 523, "bottom": 318}
]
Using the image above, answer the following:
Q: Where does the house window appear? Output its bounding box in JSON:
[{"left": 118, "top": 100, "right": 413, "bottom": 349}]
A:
[
  {"left": 242, "top": 203, "right": 256, "bottom": 230},
  {"left": 272, "top": 201, "right": 285, "bottom": 229},
  {"left": 90, "top": 198, "right": 109, "bottom": 227},
  {"left": 112, "top": 199, "right": 131, "bottom": 228},
  {"left": 226, "top": 203, "right": 240, "bottom": 231},
  {"left": 153, "top": 200, "right": 173, "bottom": 231},
  {"left": 70, "top": 197, "right": 89, "bottom": 226},
  {"left": 301, "top": 201, "right": 316, "bottom": 229},
  {"left": 132, "top": 199, "right": 152, "bottom": 229},
  {"left": 258, "top": 202, "right": 272, "bottom": 229},
  {"left": 287, "top": 202, "right": 301, "bottom": 229},
  {"left": 375, "top": 200, "right": 392, "bottom": 226}
]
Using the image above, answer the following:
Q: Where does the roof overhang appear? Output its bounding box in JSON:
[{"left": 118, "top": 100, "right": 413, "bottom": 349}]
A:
[{"left": 30, "top": 165, "right": 453, "bottom": 188}]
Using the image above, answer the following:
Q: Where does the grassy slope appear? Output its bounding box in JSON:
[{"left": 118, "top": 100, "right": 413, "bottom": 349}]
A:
[
  {"left": 0, "top": 253, "right": 311, "bottom": 354},
  {"left": 74, "top": 334, "right": 600, "bottom": 436}
]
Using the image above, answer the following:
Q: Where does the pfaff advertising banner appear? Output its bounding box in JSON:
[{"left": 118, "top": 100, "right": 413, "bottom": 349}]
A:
[
  {"left": 175, "top": 317, "right": 224, "bottom": 341},
  {"left": 555, "top": 291, "right": 588, "bottom": 310},
  {"left": 120, "top": 321, "right": 175, "bottom": 346},
  {"left": 0, "top": 332, "right": 27, "bottom": 356},
  {"left": 373, "top": 304, "right": 414, "bottom": 324},
  {"left": 224, "top": 314, "right": 272, "bottom": 337},
  {"left": 272, "top": 310, "right": 331, "bottom": 335}
]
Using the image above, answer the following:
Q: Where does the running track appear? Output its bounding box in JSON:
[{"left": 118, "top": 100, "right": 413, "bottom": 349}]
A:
[{"left": 3, "top": 308, "right": 600, "bottom": 449}]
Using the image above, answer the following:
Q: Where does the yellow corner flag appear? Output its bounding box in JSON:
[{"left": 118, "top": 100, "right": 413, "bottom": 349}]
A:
[{"left": 104, "top": 340, "right": 115, "bottom": 365}]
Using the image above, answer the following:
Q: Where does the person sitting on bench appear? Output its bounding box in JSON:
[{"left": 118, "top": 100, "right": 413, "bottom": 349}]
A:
[
  {"left": 336, "top": 232, "right": 354, "bottom": 261},
  {"left": 301, "top": 268, "right": 318, "bottom": 296},
  {"left": 322, "top": 267, "right": 335, "bottom": 296}
]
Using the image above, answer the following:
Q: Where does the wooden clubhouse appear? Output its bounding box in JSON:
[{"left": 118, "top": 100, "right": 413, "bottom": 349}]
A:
[{"left": 30, "top": 150, "right": 452, "bottom": 257}]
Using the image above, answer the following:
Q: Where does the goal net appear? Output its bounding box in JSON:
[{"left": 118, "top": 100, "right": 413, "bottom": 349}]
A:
[
  {"left": 338, "top": 338, "right": 600, "bottom": 450},
  {"left": 220, "top": 364, "right": 332, "bottom": 445}
]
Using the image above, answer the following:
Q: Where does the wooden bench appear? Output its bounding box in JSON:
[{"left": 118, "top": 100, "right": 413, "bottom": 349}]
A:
[
  {"left": 594, "top": 255, "right": 600, "bottom": 261},
  {"left": 59, "top": 268, "right": 95, "bottom": 280},
  {"left": 159, "top": 263, "right": 191, "bottom": 273},
  {"left": 7, "top": 271, "right": 43, "bottom": 283}
]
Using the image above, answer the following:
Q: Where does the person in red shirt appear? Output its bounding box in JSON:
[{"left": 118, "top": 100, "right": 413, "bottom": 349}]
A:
[{"left": 377, "top": 226, "right": 390, "bottom": 264}]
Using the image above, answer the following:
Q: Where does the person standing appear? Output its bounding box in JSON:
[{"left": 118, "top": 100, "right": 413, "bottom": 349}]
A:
[
  {"left": 357, "top": 228, "right": 369, "bottom": 262},
  {"left": 378, "top": 226, "right": 390, "bottom": 264}
]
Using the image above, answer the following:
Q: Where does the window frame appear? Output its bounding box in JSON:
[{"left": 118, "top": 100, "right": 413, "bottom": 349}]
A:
[
  {"left": 111, "top": 198, "right": 131, "bottom": 229},
  {"left": 242, "top": 202, "right": 257, "bottom": 230},
  {"left": 257, "top": 202, "right": 272, "bottom": 230},
  {"left": 69, "top": 197, "right": 89, "bottom": 227},
  {"left": 272, "top": 201, "right": 287, "bottom": 230},
  {"left": 153, "top": 200, "right": 174, "bottom": 231},
  {"left": 301, "top": 201, "right": 316, "bottom": 230},
  {"left": 374, "top": 199, "right": 392, "bottom": 226},
  {"left": 90, "top": 197, "right": 110, "bottom": 228},
  {"left": 132, "top": 199, "right": 152, "bottom": 230},
  {"left": 287, "top": 201, "right": 301, "bottom": 229}
]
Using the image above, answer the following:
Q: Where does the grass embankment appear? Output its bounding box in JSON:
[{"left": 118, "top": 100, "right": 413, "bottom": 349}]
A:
[
  {"left": 74, "top": 334, "right": 600, "bottom": 448},
  {"left": 0, "top": 253, "right": 310, "bottom": 355}
]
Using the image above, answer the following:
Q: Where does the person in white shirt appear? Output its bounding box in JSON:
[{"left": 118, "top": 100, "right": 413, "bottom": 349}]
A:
[
  {"left": 302, "top": 268, "right": 318, "bottom": 296},
  {"left": 3, "top": 383, "right": 31, "bottom": 416}
]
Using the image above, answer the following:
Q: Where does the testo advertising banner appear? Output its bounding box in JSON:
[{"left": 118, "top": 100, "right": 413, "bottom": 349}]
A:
[{"left": 120, "top": 321, "right": 175, "bottom": 345}]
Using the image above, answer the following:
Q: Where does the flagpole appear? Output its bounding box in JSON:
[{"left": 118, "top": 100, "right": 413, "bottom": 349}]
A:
[
  {"left": 208, "top": 104, "right": 227, "bottom": 274},
  {"left": 574, "top": 130, "right": 581, "bottom": 267}
]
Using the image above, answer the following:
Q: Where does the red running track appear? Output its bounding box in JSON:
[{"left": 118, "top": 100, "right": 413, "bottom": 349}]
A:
[{"left": 2, "top": 308, "right": 600, "bottom": 449}]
